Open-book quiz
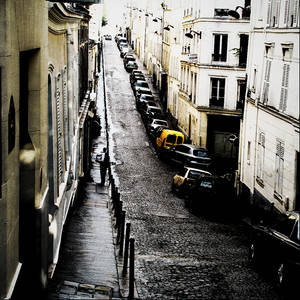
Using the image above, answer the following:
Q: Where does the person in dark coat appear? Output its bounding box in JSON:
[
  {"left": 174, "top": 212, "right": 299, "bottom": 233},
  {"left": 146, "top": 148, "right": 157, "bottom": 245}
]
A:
[{"left": 100, "top": 147, "right": 109, "bottom": 186}]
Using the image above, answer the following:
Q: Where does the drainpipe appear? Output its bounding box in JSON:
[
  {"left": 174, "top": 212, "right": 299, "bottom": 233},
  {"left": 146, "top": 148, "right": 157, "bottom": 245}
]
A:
[{"left": 67, "top": 26, "right": 73, "bottom": 159}]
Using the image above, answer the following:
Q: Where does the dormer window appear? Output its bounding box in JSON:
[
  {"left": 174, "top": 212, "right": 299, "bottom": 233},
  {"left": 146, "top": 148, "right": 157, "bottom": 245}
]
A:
[{"left": 281, "top": 43, "right": 293, "bottom": 60}]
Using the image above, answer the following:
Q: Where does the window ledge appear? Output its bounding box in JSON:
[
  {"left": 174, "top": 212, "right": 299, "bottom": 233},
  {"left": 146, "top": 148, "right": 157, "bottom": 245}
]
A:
[
  {"left": 256, "top": 177, "right": 264, "bottom": 188},
  {"left": 274, "top": 191, "right": 283, "bottom": 204}
]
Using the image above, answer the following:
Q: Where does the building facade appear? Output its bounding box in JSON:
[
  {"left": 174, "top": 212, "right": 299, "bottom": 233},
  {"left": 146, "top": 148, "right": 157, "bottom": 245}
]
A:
[
  {"left": 239, "top": 0, "right": 299, "bottom": 214},
  {"left": 177, "top": 0, "right": 250, "bottom": 171},
  {"left": 0, "top": 1, "right": 103, "bottom": 299}
]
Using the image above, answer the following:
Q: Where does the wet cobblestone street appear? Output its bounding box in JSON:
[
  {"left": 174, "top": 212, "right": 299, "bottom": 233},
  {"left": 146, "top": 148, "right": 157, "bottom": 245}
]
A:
[{"left": 102, "top": 40, "right": 281, "bottom": 299}]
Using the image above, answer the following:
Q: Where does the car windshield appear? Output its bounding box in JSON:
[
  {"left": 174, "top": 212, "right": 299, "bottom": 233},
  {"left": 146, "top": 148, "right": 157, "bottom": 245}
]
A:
[
  {"left": 154, "top": 120, "right": 167, "bottom": 125},
  {"left": 128, "top": 61, "right": 136, "bottom": 65},
  {"left": 188, "top": 170, "right": 206, "bottom": 179},
  {"left": 166, "top": 134, "right": 176, "bottom": 143},
  {"left": 141, "top": 95, "right": 154, "bottom": 100},
  {"left": 137, "top": 82, "right": 148, "bottom": 87},
  {"left": 193, "top": 150, "right": 209, "bottom": 158}
]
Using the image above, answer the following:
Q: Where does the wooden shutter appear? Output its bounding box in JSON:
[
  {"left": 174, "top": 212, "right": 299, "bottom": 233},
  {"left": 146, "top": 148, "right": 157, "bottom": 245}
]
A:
[
  {"left": 263, "top": 60, "right": 271, "bottom": 103},
  {"left": 213, "top": 34, "right": 220, "bottom": 61},
  {"left": 279, "top": 64, "right": 290, "bottom": 111},
  {"left": 284, "top": 0, "right": 289, "bottom": 25}
]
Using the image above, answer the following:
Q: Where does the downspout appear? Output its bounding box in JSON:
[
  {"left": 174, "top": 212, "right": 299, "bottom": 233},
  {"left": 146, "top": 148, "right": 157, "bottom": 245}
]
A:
[{"left": 67, "top": 26, "right": 73, "bottom": 160}]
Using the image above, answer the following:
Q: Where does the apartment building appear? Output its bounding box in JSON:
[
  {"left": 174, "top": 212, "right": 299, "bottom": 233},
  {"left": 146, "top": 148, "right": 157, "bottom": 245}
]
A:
[
  {"left": 0, "top": 1, "right": 102, "bottom": 298},
  {"left": 239, "top": 0, "right": 299, "bottom": 214},
  {"left": 177, "top": 0, "right": 250, "bottom": 171}
]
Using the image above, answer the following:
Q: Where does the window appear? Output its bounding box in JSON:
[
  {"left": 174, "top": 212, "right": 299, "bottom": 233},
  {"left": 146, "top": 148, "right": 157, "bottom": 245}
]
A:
[
  {"left": 267, "top": 0, "right": 281, "bottom": 27},
  {"left": 247, "top": 141, "right": 251, "bottom": 161},
  {"left": 275, "top": 139, "right": 284, "bottom": 195},
  {"left": 279, "top": 63, "right": 290, "bottom": 112},
  {"left": 257, "top": 132, "right": 265, "bottom": 181},
  {"left": 212, "top": 34, "right": 228, "bottom": 62},
  {"left": 284, "top": 0, "right": 299, "bottom": 27},
  {"left": 239, "top": 34, "right": 249, "bottom": 67},
  {"left": 210, "top": 78, "right": 225, "bottom": 107},
  {"left": 237, "top": 80, "right": 246, "bottom": 109},
  {"left": 262, "top": 60, "right": 272, "bottom": 104},
  {"left": 214, "top": 9, "right": 229, "bottom": 17}
]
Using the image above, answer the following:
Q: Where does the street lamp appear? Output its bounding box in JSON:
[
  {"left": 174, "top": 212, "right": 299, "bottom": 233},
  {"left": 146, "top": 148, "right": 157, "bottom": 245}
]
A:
[
  {"left": 185, "top": 30, "right": 202, "bottom": 39},
  {"left": 163, "top": 24, "right": 174, "bottom": 31},
  {"left": 227, "top": 6, "right": 251, "bottom": 19},
  {"left": 153, "top": 17, "right": 162, "bottom": 22}
]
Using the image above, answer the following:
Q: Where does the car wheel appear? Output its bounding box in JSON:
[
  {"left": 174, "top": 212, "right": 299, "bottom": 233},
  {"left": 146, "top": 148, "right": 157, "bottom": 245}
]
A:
[{"left": 248, "top": 242, "right": 262, "bottom": 268}]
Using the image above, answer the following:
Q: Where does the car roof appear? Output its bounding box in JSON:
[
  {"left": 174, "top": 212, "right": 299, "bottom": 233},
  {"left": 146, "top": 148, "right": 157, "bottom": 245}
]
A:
[
  {"left": 163, "top": 129, "right": 183, "bottom": 135},
  {"left": 177, "top": 144, "right": 208, "bottom": 151},
  {"left": 185, "top": 167, "right": 212, "bottom": 174},
  {"left": 152, "top": 118, "right": 167, "bottom": 122},
  {"left": 148, "top": 105, "right": 161, "bottom": 109}
]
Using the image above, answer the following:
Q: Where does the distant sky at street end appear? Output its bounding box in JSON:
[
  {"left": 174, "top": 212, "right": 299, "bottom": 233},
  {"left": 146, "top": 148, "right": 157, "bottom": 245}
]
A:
[{"left": 103, "top": 0, "right": 126, "bottom": 34}]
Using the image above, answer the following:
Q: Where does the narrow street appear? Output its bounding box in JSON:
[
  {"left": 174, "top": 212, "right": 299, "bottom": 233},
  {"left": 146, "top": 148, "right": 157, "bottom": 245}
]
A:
[{"left": 102, "top": 40, "right": 281, "bottom": 299}]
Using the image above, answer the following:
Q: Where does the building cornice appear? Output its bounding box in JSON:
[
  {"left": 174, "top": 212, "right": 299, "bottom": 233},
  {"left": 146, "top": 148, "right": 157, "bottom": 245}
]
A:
[
  {"left": 183, "top": 18, "right": 249, "bottom": 26},
  {"left": 246, "top": 98, "right": 299, "bottom": 130},
  {"left": 48, "top": 3, "right": 83, "bottom": 25},
  {"left": 180, "top": 60, "right": 246, "bottom": 72}
]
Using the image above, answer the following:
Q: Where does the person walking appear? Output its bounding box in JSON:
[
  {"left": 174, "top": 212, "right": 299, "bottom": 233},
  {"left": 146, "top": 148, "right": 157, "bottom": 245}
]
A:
[{"left": 100, "top": 147, "right": 109, "bottom": 186}]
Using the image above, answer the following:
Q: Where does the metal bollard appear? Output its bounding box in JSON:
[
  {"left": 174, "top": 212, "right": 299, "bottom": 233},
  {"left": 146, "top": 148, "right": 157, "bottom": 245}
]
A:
[
  {"left": 128, "top": 238, "right": 135, "bottom": 300},
  {"left": 122, "top": 223, "right": 131, "bottom": 276},
  {"left": 116, "top": 201, "right": 123, "bottom": 227},
  {"left": 119, "top": 211, "right": 126, "bottom": 256}
]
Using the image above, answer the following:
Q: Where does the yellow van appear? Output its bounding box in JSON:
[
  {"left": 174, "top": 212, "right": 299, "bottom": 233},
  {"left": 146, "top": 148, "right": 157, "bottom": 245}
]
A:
[{"left": 156, "top": 128, "right": 184, "bottom": 150}]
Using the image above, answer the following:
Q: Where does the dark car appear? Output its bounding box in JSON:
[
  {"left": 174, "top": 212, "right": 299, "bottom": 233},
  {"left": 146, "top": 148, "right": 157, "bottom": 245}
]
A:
[
  {"left": 136, "top": 94, "right": 155, "bottom": 109},
  {"left": 168, "top": 144, "right": 212, "bottom": 170},
  {"left": 139, "top": 99, "right": 158, "bottom": 113},
  {"left": 132, "top": 80, "right": 150, "bottom": 95},
  {"left": 172, "top": 167, "right": 212, "bottom": 197},
  {"left": 124, "top": 55, "right": 136, "bottom": 65},
  {"left": 248, "top": 211, "right": 300, "bottom": 294},
  {"left": 130, "top": 74, "right": 146, "bottom": 87},
  {"left": 125, "top": 61, "right": 138, "bottom": 72},
  {"left": 184, "top": 174, "right": 222, "bottom": 211},
  {"left": 135, "top": 87, "right": 152, "bottom": 100},
  {"left": 141, "top": 105, "right": 164, "bottom": 123},
  {"left": 104, "top": 34, "right": 112, "bottom": 40}
]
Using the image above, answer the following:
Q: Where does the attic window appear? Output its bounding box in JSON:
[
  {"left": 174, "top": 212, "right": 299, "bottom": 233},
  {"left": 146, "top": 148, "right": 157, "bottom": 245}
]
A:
[
  {"left": 281, "top": 43, "right": 293, "bottom": 60},
  {"left": 264, "top": 42, "right": 274, "bottom": 56}
]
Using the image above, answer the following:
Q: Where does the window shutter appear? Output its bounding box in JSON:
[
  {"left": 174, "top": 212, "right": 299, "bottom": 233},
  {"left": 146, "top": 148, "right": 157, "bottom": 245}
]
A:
[
  {"left": 213, "top": 34, "right": 220, "bottom": 61},
  {"left": 284, "top": 0, "right": 289, "bottom": 24},
  {"left": 267, "top": 0, "right": 272, "bottom": 25},
  {"left": 262, "top": 60, "right": 271, "bottom": 103},
  {"left": 293, "top": 0, "right": 299, "bottom": 26},
  {"left": 275, "top": 0, "right": 281, "bottom": 26},
  {"left": 279, "top": 64, "right": 290, "bottom": 111},
  {"left": 221, "top": 35, "right": 228, "bottom": 62}
]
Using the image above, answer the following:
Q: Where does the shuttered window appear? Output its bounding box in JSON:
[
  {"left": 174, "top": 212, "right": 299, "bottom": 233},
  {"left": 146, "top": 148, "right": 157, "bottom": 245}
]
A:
[
  {"left": 212, "top": 34, "right": 228, "bottom": 62},
  {"left": 56, "top": 75, "right": 64, "bottom": 192},
  {"left": 275, "top": 140, "right": 284, "bottom": 195},
  {"left": 284, "top": 0, "right": 299, "bottom": 26},
  {"left": 262, "top": 60, "right": 272, "bottom": 104},
  {"left": 279, "top": 63, "right": 290, "bottom": 112},
  {"left": 257, "top": 132, "right": 265, "bottom": 180}
]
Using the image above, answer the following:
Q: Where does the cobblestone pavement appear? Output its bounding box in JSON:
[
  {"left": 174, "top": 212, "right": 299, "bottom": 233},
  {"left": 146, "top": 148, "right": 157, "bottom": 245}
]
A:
[{"left": 102, "top": 40, "right": 281, "bottom": 299}]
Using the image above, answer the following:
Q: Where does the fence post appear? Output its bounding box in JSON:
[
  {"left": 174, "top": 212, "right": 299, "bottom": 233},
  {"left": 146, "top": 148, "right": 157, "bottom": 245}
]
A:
[
  {"left": 119, "top": 211, "right": 126, "bottom": 255},
  {"left": 128, "top": 238, "right": 135, "bottom": 300},
  {"left": 122, "top": 223, "right": 131, "bottom": 276}
]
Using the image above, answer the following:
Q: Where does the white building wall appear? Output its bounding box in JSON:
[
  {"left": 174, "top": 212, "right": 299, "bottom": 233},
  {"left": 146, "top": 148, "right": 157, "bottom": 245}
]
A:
[{"left": 240, "top": 0, "right": 299, "bottom": 212}]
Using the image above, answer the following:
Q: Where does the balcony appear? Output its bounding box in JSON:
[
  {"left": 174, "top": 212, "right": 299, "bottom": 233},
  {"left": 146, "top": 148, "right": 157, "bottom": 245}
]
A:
[{"left": 209, "top": 98, "right": 224, "bottom": 108}]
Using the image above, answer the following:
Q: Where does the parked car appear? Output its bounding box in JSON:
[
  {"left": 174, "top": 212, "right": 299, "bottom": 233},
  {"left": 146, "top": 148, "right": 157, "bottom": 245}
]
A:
[
  {"left": 248, "top": 211, "right": 300, "bottom": 294},
  {"left": 135, "top": 87, "right": 152, "bottom": 99},
  {"left": 139, "top": 99, "right": 159, "bottom": 113},
  {"left": 120, "top": 45, "right": 129, "bottom": 57},
  {"left": 136, "top": 94, "right": 155, "bottom": 110},
  {"left": 184, "top": 174, "right": 224, "bottom": 210},
  {"left": 124, "top": 54, "right": 135, "bottom": 65},
  {"left": 147, "top": 118, "right": 168, "bottom": 134},
  {"left": 119, "top": 42, "right": 128, "bottom": 51},
  {"left": 124, "top": 61, "right": 138, "bottom": 72},
  {"left": 104, "top": 34, "right": 112, "bottom": 40},
  {"left": 141, "top": 105, "right": 164, "bottom": 124},
  {"left": 130, "top": 74, "right": 146, "bottom": 87},
  {"left": 167, "top": 144, "right": 213, "bottom": 170},
  {"left": 156, "top": 128, "right": 184, "bottom": 151},
  {"left": 133, "top": 80, "right": 150, "bottom": 95},
  {"left": 172, "top": 167, "right": 212, "bottom": 197}
]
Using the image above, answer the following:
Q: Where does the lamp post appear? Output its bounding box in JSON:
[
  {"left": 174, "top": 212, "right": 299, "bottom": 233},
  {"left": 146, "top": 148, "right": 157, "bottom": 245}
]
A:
[{"left": 185, "top": 30, "right": 201, "bottom": 39}]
